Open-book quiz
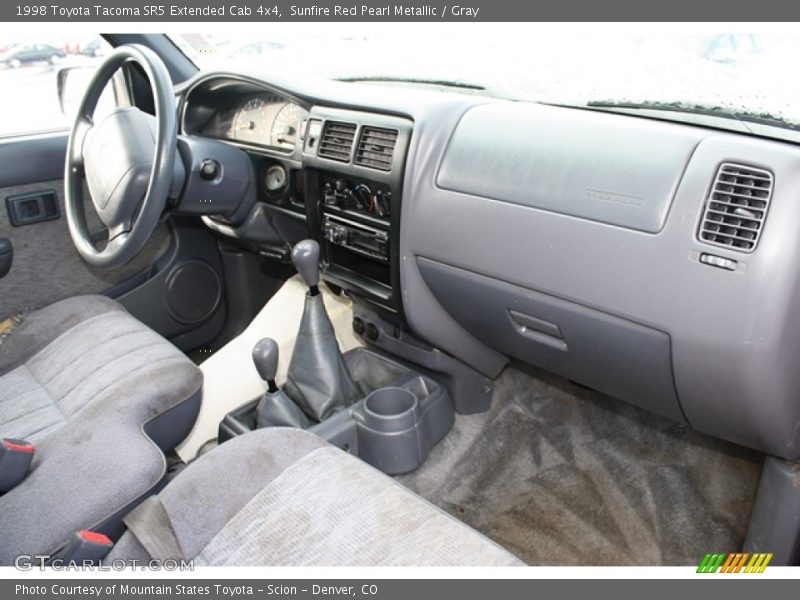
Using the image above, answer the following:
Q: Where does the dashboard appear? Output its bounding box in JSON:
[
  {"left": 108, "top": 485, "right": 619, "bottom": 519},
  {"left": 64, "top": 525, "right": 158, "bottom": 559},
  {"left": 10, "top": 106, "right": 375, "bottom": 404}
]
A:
[
  {"left": 180, "top": 75, "right": 412, "bottom": 318},
  {"left": 176, "top": 70, "right": 800, "bottom": 464}
]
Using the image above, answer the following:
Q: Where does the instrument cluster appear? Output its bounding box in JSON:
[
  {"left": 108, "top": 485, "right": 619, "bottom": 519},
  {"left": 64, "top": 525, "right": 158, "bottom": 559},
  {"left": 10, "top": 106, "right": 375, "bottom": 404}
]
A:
[{"left": 196, "top": 93, "right": 309, "bottom": 152}]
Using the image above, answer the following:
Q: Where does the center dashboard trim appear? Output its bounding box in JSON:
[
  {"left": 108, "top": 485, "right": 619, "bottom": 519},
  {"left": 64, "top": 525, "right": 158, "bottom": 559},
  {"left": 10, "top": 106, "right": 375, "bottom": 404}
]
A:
[
  {"left": 301, "top": 105, "right": 414, "bottom": 321},
  {"left": 178, "top": 71, "right": 416, "bottom": 322}
]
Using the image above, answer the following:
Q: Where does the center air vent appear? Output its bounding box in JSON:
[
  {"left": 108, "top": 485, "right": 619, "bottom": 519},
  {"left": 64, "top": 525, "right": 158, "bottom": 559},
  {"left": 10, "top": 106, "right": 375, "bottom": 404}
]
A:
[
  {"left": 354, "top": 126, "right": 398, "bottom": 171},
  {"left": 318, "top": 121, "right": 356, "bottom": 163},
  {"left": 698, "top": 163, "right": 774, "bottom": 252}
]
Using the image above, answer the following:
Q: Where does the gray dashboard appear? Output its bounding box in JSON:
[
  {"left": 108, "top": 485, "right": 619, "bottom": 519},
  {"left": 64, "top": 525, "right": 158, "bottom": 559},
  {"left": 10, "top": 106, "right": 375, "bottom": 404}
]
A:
[
  {"left": 179, "top": 70, "right": 800, "bottom": 462},
  {"left": 403, "top": 100, "right": 800, "bottom": 462}
]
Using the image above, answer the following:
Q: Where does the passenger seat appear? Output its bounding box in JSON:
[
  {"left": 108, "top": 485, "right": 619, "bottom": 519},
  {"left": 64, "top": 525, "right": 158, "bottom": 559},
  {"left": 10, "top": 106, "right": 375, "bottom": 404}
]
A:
[{"left": 109, "top": 428, "right": 523, "bottom": 566}]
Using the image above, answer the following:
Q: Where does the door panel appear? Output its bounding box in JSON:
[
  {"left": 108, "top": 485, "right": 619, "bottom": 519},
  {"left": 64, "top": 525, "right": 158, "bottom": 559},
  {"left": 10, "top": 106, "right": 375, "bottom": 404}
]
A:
[
  {"left": 0, "top": 134, "right": 67, "bottom": 188},
  {"left": 0, "top": 133, "right": 226, "bottom": 350},
  {"left": 0, "top": 176, "right": 171, "bottom": 319}
]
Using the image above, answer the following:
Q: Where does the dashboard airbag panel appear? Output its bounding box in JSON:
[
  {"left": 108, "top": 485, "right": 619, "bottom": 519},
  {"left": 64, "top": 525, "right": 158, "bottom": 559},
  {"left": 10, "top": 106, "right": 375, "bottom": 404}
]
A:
[{"left": 436, "top": 103, "right": 700, "bottom": 233}]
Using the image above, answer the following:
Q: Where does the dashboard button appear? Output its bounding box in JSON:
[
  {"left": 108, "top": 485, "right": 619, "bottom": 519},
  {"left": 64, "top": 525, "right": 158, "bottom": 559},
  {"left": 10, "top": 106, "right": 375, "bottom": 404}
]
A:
[{"left": 700, "top": 253, "right": 737, "bottom": 271}]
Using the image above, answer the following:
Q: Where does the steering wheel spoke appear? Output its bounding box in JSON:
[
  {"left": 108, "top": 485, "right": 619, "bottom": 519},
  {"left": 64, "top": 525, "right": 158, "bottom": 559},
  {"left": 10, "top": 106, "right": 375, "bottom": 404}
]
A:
[{"left": 68, "top": 115, "right": 93, "bottom": 166}]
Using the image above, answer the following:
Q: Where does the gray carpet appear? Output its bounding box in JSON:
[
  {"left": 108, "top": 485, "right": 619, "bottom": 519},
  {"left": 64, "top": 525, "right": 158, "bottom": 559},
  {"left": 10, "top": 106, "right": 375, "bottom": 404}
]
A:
[{"left": 397, "top": 361, "right": 763, "bottom": 566}]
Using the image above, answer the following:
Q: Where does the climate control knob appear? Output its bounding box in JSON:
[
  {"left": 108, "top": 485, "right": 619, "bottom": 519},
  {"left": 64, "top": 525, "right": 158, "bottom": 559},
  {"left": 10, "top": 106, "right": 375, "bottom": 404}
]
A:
[
  {"left": 374, "top": 190, "right": 390, "bottom": 218},
  {"left": 352, "top": 184, "right": 373, "bottom": 213}
]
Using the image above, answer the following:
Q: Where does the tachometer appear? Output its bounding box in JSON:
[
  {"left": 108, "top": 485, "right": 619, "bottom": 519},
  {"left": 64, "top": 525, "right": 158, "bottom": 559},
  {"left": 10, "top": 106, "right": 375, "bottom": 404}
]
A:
[
  {"left": 233, "top": 97, "right": 269, "bottom": 143},
  {"left": 271, "top": 103, "right": 308, "bottom": 148}
]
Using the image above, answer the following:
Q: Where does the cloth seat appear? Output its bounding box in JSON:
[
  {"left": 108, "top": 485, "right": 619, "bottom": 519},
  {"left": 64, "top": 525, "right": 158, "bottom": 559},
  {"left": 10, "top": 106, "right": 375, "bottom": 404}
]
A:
[
  {"left": 0, "top": 295, "right": 202, "bottom": 564},
  {"left": 109, "top": 428, "right": 523, "bottom": 566}
]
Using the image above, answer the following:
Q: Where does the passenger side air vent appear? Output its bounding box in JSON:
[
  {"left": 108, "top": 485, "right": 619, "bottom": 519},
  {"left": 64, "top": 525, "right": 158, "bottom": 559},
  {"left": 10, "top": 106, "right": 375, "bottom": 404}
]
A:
[
  {"left": 318, "top": 121, "right": 356, "bottom": 163},
  {"left": 698, "top": 163, "right": 774, "bottom": 252},
  {"left": 354, "top": 126, "right": 398, "bottom": 171}
]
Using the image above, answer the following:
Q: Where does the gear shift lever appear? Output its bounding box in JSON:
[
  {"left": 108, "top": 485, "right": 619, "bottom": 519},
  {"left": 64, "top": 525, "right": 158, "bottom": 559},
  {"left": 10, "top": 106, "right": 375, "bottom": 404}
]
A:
[
  {"left": 292, "top": 240, "right": 321, "bottom": 296},
  {"left": 253, "top": 338, "right": 280, "bottom": 393},
  {"left": 252, "top": 338, "right": 310, "bottom": 429},
  {"left": 284, "top": 239, "right": 360, "bottom": 421}
]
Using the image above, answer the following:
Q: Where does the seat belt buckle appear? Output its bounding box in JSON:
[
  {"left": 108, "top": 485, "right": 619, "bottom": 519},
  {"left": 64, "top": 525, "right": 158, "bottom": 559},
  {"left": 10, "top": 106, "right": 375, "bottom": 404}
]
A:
[
  {"left": 0, "top": 438, "right": 35, "bottom": 493},
  {"left": 56, "top": 530, "right": 114, "bottom": 565}
]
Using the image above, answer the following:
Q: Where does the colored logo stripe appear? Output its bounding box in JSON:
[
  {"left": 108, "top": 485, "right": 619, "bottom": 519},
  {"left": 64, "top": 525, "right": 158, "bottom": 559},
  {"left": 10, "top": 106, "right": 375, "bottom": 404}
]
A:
[
  {"left": 745, "top": 553, "right": 773, "bottom": 573},
  {"left": 697, "top": 552, "right": 773, "bottom": 573},
  {"left": 697, "top": 553, "right": 726, "bottom": 573}
]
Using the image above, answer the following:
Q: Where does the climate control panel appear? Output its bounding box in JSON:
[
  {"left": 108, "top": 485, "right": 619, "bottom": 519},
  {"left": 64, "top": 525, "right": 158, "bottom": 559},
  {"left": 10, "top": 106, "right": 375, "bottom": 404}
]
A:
[{"left": 321, "top": 174, "right": 392, "bottom": 220}]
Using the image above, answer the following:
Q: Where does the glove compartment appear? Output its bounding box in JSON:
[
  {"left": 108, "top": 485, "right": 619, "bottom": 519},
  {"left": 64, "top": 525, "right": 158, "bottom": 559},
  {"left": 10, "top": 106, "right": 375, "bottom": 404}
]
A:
[{"left": 417, "top": 257, "right": 685, "bottom": 423}]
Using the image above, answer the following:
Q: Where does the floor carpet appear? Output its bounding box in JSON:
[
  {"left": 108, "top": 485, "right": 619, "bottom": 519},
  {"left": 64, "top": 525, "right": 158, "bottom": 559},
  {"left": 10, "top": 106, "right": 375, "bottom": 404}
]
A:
[{"left": 397, "top": 361, "right": 763, "bottom": 566}]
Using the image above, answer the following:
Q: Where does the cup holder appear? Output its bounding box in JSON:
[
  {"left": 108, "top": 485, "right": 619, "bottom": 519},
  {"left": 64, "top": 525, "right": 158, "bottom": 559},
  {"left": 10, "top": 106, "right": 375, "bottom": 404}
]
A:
[
  {"left": 218, "top": 348, "right": 455, "bottom": 476},
  {"left": 362, "top": 387, "right": 419, "bottom": 432}
]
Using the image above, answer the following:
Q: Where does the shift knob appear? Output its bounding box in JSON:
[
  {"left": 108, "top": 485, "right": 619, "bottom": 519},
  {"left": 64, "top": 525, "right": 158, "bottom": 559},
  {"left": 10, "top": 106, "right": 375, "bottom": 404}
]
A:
[
  {"left": 292, "top": 239, "right": 320, "bottom": 289},
  {"left": 252, "top": 338, "right": 279, "bottom": 389}
]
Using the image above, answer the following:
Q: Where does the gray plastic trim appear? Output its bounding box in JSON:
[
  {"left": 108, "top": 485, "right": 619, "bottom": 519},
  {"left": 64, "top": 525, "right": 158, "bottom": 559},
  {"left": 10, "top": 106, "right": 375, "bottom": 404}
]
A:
[
  {"left": 0, "top": 238, "right": 11, "bottom": 279},
  {"left": 437, "top": 103, "right": 700, "bottom": 233},
  {"left": 743, "top": 457, "right": 800, "bottom": 566},
  {"left": 352, "top": 303, "right": 494, "bottom": 415},
  {"left": 418, "top": 257, "right": 685, "bottom": 423},
  {"left": 0, "top": 133, "right": 68, "bottom": 187},
  {"left": 302, "top": 106, "right": 413, "bottom": 182},
  {"left": 400, "top": 98, "right": 800, "bottom": 459},
  {"left": 219, "top": 347, "right": 454, "bottom": 475}
]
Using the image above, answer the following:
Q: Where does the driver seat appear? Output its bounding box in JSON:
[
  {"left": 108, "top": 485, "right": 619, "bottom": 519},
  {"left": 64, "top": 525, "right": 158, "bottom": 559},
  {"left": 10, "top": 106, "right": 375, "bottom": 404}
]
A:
[{"left": 0, "top": 295, "right": 202, "bottom": 564}]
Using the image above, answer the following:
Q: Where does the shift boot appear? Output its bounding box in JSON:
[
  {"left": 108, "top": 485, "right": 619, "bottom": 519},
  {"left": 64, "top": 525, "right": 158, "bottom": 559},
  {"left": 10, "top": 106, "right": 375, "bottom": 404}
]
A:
[
  {"left": 284, "top": 293, "right": 360, "bottom": 421},
  {"left": 284, "top": 240, "right": 360, "bottom": 421}
]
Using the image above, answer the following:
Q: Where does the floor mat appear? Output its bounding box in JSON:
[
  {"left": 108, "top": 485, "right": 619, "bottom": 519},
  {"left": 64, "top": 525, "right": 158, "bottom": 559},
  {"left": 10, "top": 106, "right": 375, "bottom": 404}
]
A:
[{"left": 397, "top": 361, "right": 763, "bottom": 566}]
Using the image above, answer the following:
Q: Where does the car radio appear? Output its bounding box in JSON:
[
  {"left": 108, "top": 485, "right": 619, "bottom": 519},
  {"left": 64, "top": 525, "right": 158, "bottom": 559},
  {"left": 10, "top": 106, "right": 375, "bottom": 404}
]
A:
[
  {"left": 318, "top": 172, "right": 395, "bottom": 290},
  {"left": 322, "top": 214, "right": 389, "bottom": 263}
]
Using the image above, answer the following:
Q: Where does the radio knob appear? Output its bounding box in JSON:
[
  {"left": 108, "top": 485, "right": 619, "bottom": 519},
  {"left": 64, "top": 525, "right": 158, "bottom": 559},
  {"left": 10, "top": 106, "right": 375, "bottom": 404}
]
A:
[{"left": 327, "top": 225, "right": 346, "bottom": 244}]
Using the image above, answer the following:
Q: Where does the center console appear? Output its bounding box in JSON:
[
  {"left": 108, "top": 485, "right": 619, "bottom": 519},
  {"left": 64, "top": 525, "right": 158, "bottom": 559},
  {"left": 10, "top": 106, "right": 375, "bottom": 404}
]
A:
[
  {"left": 300, "top": 107, "right": 413, "bottom": 320},
  {"left": 218, "top": 238, "right": 456, "bottom": 476},
  {"left": 216, "top": 109, "right": 494, "bottom": 476}
]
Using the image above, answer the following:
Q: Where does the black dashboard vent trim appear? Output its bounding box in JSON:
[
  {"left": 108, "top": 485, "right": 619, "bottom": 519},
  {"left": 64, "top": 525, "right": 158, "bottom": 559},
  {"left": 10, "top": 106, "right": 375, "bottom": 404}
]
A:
[
  {"left": 698, "top": 162, "right": 774, "bottom": 253},
  {"left": 354, "top": 126, "right": 398, "bottom": 171},
  {"left": 318, "top": 121, "right": 357, "bottom": 163}
]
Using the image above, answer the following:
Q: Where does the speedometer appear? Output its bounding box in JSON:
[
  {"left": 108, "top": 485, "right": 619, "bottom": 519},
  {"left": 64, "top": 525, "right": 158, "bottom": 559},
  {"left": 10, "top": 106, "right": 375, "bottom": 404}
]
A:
[
  {"left": 271, "top": 103, "right": 308, "bottom": 148},
  {"left": 233, "top": 97, "right": 269, "bottom": 143}
]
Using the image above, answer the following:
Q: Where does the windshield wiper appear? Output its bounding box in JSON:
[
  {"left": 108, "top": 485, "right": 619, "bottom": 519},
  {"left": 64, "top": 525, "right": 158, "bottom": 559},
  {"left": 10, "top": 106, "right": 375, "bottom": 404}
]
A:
[
  {"left": 337, "top": 76, "right": 486, "bottom": 91},
  {"left": 585, "top": 99, "right": 798, "bottom": 130}
]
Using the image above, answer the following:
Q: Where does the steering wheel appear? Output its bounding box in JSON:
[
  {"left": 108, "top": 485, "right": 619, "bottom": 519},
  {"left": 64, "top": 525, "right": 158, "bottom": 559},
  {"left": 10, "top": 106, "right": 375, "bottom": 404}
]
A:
[{"left": 64, "top": 44, "right": 177, "bottom": 270}]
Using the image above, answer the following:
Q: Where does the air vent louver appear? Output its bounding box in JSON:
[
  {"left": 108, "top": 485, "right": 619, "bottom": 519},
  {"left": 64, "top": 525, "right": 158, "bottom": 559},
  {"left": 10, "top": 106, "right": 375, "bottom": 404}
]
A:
[
  {"left": 698, "top": 163, "right": 774, "bottom": 252},
  {"left": 318, "top": 121, "right": 356, "bottom": 163},
  {"left": 354, "top": 126, "right": 398, "bottom": 171}
]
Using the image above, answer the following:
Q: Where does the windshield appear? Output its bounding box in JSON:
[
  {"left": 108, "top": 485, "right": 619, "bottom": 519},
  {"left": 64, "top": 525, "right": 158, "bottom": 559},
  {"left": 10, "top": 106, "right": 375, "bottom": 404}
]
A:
[{"left": 171, "top": 26, "right": 800, "bottom": 136}]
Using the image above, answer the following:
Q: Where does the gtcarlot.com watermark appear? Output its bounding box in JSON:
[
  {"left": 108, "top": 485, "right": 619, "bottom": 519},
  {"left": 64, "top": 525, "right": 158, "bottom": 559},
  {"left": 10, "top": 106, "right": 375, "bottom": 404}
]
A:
[{"left": 14, "top": 555, "right": 194, "bottom": 571}]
